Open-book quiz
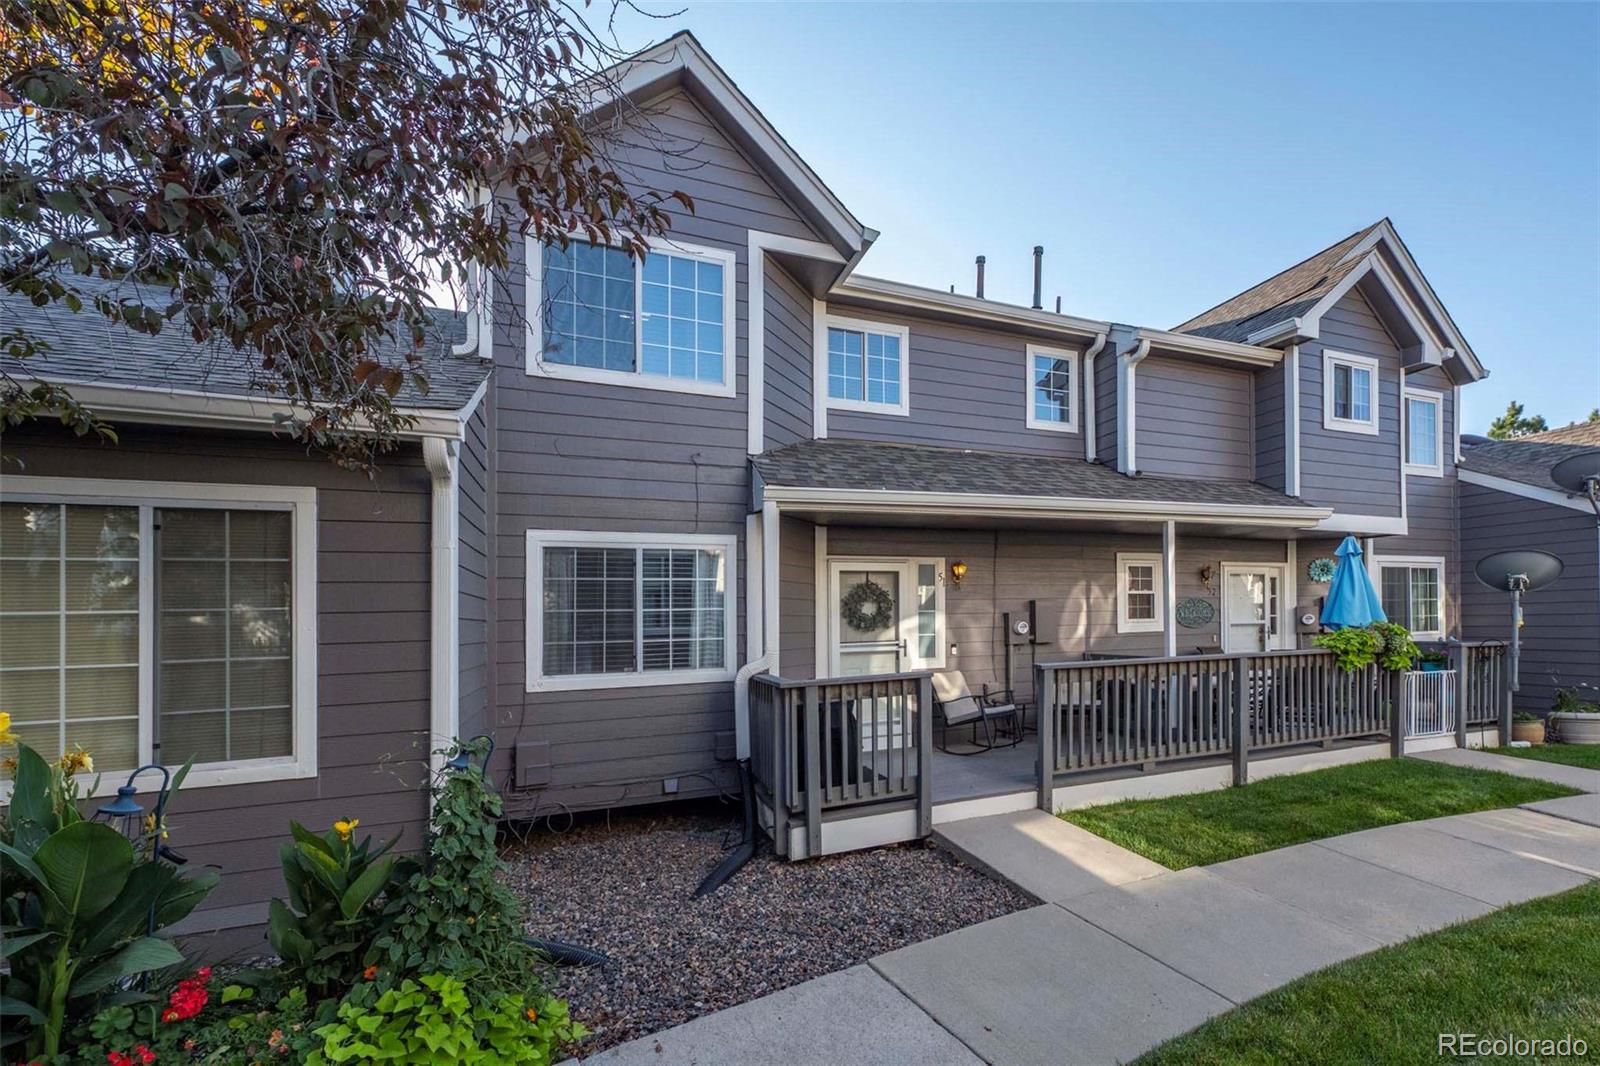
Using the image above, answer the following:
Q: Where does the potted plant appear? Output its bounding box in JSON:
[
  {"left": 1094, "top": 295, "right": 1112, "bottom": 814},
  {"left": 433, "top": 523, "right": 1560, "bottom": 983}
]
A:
[
  {"left": 1511, "top": 711, "right": 1546, "bottom": 745},
  {"left": 1416, "top": 649, "right": 1450, "bottom": 673},
  {"left": 1550, "top": 686, "right": 1600, "bottom": 744}
]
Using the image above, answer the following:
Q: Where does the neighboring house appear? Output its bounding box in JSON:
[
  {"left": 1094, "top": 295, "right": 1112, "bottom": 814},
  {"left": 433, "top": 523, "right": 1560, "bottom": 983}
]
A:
[
  {"left": 2, "top": 32, "right": 1500, "bottom": 923},
  {"left": 1459, "top": 426, "right": 1600, "bottom": 714}
]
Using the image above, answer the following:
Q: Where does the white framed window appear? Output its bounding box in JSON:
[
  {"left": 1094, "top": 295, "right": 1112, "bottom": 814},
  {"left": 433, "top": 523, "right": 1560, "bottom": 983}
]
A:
[
  {"left": 1025, "top": 344, "right": 1081, "bottom": 433},
  {"left": 0, "top": 477, "right": 317, "bottom": 793},
  {"left": 821, "top": 314, "right": 911, "bottom": 416},
  {"left": 1116, "top": 552, "right": 1165, "bottom": 634},
  {"left": 1322, "top": 350, "right": 1380, "bottom": 435},
  {"left": 527, "top": 236, "right": 737, "bottom": 397},
  {"left": 1376, "top": 556, "right": 1445, "bottom": 640},
  {"left": 1404, "top": 387, "right": 1444, "bottom": 476},
  {"left": 525, "top": 530, "right": 738, "bottom": 692}
]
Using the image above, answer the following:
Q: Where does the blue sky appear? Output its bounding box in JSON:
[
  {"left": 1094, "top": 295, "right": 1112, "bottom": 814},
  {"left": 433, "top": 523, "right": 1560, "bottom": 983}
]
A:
[{"left": 605, "top": 2, "right": 1600, "bottom": 433}]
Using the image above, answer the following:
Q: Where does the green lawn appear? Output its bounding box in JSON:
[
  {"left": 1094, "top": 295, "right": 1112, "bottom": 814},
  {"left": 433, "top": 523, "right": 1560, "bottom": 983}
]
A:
[
  {"left": 1060, "top": 757, "right": 1578, "bottom": 869},
  {"left": 1136, "top": 883, "right": 1600, "bottom": 1065},
  {"left": 1490, "top": 744, "right": 1600, "bottom": 770}
]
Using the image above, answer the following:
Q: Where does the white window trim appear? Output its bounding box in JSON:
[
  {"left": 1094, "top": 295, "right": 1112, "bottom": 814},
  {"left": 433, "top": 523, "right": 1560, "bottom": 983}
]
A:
[
  {"left": 1375, "top": 554, "right": 1447, "bottom": 641},
  {"left": 1024, "top": 344, "right": 1081, "bottom": 434},
  {"left": 525, "top": 529, "right": 739, "bottom": 692},
  {"left": 820, "top": 313, "right": 912, "bottom": 417},
  {"left": 525, "top": 235, "right": 738, "bottom": 398},
  {"left": 1322, "top": 350, "right": 1381, "bottom": 436},
  {"left": 1403, "top": 386, "right": 1444, "bottom": 477},
  {"left": 1116, "top": 552, "right": 1165, "bottom": 634},
  {"left": 0, "top": 476, "right": 318, "bottom": 795}
]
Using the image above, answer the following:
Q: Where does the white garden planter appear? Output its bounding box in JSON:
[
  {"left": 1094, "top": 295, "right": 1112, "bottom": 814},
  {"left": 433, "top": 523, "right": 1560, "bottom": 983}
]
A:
[{"left": 1551, "top": 712, "right": 1600, "bottom": 744}]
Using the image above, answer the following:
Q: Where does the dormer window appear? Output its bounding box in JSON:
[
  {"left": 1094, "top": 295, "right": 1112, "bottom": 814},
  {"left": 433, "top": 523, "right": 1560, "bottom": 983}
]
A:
[
  {"left": 1323, "top": 351, "right": 1379, "bottom": 435},
  {"left": 528, "top": 237, "right": 737, "bottom": 397}
]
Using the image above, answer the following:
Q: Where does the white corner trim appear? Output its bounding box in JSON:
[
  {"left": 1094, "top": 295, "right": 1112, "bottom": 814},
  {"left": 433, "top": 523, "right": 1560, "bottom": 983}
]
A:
[
  {"left": 746, "top": 231, "right": 845, "bottom": 455},
  {"left": 1314, "top": 512, "right": 1409, "bottom": 535},
  {"left": 1452, "top": 384, "right": 1463, "bottom": 463},
  {"left": 423, "top": 438, "right": 461, "bottom": 781},
  {"left": 1117, "top": 338, "right": 1151, "bottom": 474},
  {"left": 811, "top": 298, "right": 829, "bottom": 439},
  {"left": 523, "top": 529, "right": 740, "bottom": 692},
  {"left": 1116, "top": 551, "right": 1164, "bottom": 634},
  {"left": 745, "top": 512, "right": 763, "bottom": 663},
  {"left": 1161, "top": 522, "right": 1177, "bottom": 656},
  {"left": 525, "top": 234, "right": 738, "bottom": 399},
  {"left": 813, "top": 524, "right": 828, "bottom": 676},
  {"left": 0, "top": 475, "right": 319, "bottom": 792},
  {"left": 762, "top": 500, "right": 780, "bottom": 675},
  {"left": 1082, "top": 333, "right": 1107, "bottom": 462},
  {"left": 1024, "top": 343, "right": 1082, "bottom": 433},
  {"left": 819, "top": 312, "right": 911, "bottom": 417},
  {"left": 1403, "top": 386, "right": 1445, "bottom": 477},
  {"left": 1285, "top": 344, "right": 1302, "bottom": 496},
  {"left": 1459, "top": 469, "right": 1595, "bottom": 513},
  {"left": 1321, "top": 349, "right": 1381, "bottom": 436}
]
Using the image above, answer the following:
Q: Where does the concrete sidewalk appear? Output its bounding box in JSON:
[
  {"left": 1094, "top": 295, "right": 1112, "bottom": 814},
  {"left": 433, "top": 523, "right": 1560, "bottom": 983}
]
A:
[
  {"left": 576, "top": 791, "right": 1600, "bottom": 1066},
  {"left": 1413, "top": 745, "right": 1600, "bottom": 792}
]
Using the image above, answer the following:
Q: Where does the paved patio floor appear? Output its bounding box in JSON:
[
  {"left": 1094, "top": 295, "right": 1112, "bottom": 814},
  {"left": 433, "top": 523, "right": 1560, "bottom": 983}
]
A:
[{"left": 570, "top": 756, "right": 1600, "bottom": 1066}]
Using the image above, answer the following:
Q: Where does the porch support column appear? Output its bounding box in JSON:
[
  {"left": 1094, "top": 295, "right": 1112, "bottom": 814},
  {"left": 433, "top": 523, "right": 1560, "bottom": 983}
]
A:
[
  {"left": 1161, "top": 520, "right": 1177, "bottom": 657},
  {"left": 423, "top": 437, "right": 460, "bottom": 786},
  {"left": 762, "top": 500, "right": 781, "bottom": 673}
]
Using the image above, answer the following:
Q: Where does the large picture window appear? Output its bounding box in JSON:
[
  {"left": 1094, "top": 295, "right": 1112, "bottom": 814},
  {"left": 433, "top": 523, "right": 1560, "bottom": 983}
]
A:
[
  {"left": 1377, "top": 557, "right": 1445, "bottom": 640},
  {"left": 1323, "top": 351, "right": 1380, "bottom": 435},
  {"left": 0, "top": 480, "right": 316, "bottom": 790},
  {"left": 526, "top": 531, "right": 738, "bottom": 691},
  {"left": 530, "top": 237, "right": 737, "bottom": 396}
]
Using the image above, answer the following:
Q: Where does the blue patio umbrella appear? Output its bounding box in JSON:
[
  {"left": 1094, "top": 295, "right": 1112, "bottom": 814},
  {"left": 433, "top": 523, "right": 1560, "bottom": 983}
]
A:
[{"left": 1320, "top": 535, "right": 1388, "bottom": 630}]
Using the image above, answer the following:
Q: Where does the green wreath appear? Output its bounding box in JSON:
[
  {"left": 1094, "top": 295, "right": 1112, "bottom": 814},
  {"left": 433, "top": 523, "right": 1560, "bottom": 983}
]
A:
[
  {"left": 1307, "top": 557, "right": 1337, "bottom": 584},
  {"left": 840, "top": 579, "right": 895, "bottom": 631}
]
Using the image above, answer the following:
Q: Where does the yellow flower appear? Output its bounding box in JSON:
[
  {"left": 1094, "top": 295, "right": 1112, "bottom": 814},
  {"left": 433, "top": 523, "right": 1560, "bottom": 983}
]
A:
[
  {"left": 144, "top": 812, "right": 170, "bottom": 840},
  {"left": 524, "top": 1007, "right": 538, "bottom": 1023},
  {"left": 0, "top": 711, "right": 16, "bottom": 746},
  {"left": 333, "top": 818, "right": 359, "bottom": 842},
  {"left": 58, "top": 745, "right": 93, "bottom": 774}
]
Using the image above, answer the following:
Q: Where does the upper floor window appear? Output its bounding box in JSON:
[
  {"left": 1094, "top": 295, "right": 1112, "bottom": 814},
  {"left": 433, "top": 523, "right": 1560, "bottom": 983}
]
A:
[
  {"left": 530, "top": 237, "right": 737, "bottom": 397},
  {"left": 1404, "top": 388, "right": 1443, "bottom": 476},
  {"left": 526, "top": 530, "right": 738, "bottom": 692},
  {"left": 1025, "top": 344, "right": 1080, "bottom": 433},
  {"left": 0, "top": 480, "right": 317, "bottom": 792},
  {"left": 1116, "top": 552, "right": 1164, "bottom": 634},
  {"left": 823, "top": 315, "right": 910, "bottom": 416},
  {"left": 1323, "top": 351, "right": 1379, "bottom": 435},
  {"left": 1377, "top": 556, "right": 1444, "bottom": 640}
]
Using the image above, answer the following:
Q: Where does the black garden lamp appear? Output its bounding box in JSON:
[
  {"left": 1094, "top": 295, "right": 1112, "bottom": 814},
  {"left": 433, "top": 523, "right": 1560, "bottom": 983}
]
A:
[
  {"left": 445, "top": 734, "right": 496, "bottom": 774},
  {"left": 95, "top": 764, "right": 173, "bottom": 859}
]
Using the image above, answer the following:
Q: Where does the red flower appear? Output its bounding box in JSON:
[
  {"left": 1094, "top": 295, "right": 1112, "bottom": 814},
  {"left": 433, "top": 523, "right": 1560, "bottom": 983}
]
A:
[
  {"left": 161, "top": 971, "right": 211, "bottom": 1023},
  {"left": 136, "top": 1048, "right": 156, "bottom": 1065}
]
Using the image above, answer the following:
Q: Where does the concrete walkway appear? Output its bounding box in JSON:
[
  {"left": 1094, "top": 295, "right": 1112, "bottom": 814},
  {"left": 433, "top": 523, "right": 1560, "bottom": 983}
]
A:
[
  {"left": 575, "top": 763, "right": 1600, "bottom": 1066},
  {"left": 1413, "top": 745, "right": 1600, "bottom": 792}
]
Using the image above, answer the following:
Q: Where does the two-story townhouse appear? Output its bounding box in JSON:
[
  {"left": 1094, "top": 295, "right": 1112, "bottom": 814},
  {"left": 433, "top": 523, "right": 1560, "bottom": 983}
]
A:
[{"left": 0, "top": 31, "right": 1497, "bottom": 929}]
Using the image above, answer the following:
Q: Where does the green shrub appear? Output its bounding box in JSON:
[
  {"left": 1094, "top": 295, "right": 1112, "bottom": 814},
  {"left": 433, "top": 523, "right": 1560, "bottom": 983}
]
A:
[
  {"left": 1312, "top": 623, "right": 1419, "bottom": 672},
  {"left": 308, "top": 973, "right": 581, "bottom": 1065},
  {"left": 0, "top": 744, "right": 215, "bottom": 1061},
  {"left": 1552, "top": 686, "right": 1600, "bottom": 715},
  {"left": 1369, "top": 622, "right": 1421, "bottom": 671},
  {"left": 268, "top": 819, "right": 403, "bottom": 1004}
]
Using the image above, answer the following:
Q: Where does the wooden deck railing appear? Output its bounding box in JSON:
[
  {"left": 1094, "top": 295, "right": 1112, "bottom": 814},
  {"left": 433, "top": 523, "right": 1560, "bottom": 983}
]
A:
[
  {"left": 1034, "top": 649, "right": 1395, "bottom": 805},
  {"left": 748, "top": 671, "right": 934, "bottom": 859},
  {"left": 1456, "top": 642, "right": 1510, "bottom": 728}
]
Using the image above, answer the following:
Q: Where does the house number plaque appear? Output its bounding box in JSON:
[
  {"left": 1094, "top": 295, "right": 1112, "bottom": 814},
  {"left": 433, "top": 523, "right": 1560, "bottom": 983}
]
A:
[{"left": 1175, "top": 597, "right": 1215, "bottom": 629}]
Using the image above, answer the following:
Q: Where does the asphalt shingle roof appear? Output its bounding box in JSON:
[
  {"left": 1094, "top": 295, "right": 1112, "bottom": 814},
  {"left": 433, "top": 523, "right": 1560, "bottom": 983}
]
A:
[
  {"left": 1173, "top": 222, "right": 1383, "bottom": 344},
  {"left": 1522, "top": 421, "right": 1600, "bottom": 447},
  {"left": 0, "top": 278, "right": 489, "bottom": 411},
  {"left": 1461, "top": 438, "right": 1600, "bottom": 492},
  {"left": 753, "top": 438, "right": 1318, "bottom": 510}
]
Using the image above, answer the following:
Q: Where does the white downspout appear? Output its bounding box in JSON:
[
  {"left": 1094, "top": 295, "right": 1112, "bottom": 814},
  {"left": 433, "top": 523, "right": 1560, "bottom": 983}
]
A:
[
  {"left": 1081, "top": 332, "right": 1108, "bottom": 462},
  {"left": 424, "top": 437, "right": 460, "bottom": 787},
  {"left": 1161, "top": 520, "right": 1177, "bottom": 657},
  {"left": 452, "top": 188, "right": 493, "bottom": 364},
  {"left": 734, "top": 501, "right": 782, "bottom": 759},
  {"left": 1118, "top": 338, "right": 1151, "bottom": 474}
]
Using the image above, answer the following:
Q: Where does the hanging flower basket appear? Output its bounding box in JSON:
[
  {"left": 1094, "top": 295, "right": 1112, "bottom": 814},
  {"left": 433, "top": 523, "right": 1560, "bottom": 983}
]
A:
[{"left": 840, "top": 579, "right": 895, "bottom": 632}]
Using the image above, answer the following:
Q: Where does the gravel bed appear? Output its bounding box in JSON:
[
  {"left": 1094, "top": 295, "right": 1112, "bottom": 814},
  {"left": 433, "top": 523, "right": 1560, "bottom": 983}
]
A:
[{"left": 501, "top": 804, "right": 1030, "bottom": 1053}]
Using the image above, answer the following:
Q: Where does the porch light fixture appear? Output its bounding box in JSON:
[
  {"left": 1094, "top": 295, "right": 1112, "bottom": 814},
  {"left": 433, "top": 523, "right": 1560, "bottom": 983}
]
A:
[
  {"left": 1199, "top": 564, "right": 1215, "bottom": 592},
  {"left": 949, "top": 561, "right": 967, "bottom": 588}
]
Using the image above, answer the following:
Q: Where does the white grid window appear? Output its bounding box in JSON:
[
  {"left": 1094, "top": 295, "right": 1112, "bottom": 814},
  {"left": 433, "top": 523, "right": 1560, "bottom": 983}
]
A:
[
  {"left": 1117, "top": 553, "right": 1165, "bottom": 634},
  {"left": 527, "top": 532, "right": 738, "bottom": 692},
  {"left": 1323, "top": 351, "right": 1380, "bottom": 435},
  {"left": 640, "top": 253, "right": 725, "bottom": 384},
  {"left": 1379, "top": 559, "right": 1445, "bottom": 639},
  {"left": 1026, "top": 345, "right": 1080, "bottom": 432},
  {"left": 822, "top": 315, "right": 910, "bottom": 416},
  {"left": 1405, "top": 390, "right": 1443, "bottom": 475}
]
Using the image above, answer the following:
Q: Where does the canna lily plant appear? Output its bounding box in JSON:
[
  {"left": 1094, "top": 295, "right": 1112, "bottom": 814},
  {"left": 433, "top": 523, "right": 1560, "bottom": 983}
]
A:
[{"left": 0, "top": 744, "right": 216, "bottom": 1060}]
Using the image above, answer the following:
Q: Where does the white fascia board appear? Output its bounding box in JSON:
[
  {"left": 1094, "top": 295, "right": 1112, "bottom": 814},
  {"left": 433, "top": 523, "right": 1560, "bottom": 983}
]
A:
[
  {"left": 18, "top": 378, "right": 470, "bottom": 440},
  {"left": 831, "top": 275, "right": 1111, "bottom": 341},
  {"left": 1302, "top": 254, "right": 1444, "bottom": 366},
  {"left": 1135, "top": 328, "right": 1281, "bottom": 367},
  {"left": 1245, "top": 317, "right": 1310, "bottom": 347},
  {"left": 759, "top": 484, "right": 1332, "bottom": 527},
  {"left": 1340, "top": 221, "right": 1484, "bottom": 379},
  {"left": 1459, "top": 469, "right": 1594, "bottom": 513},
  {"left": 1313, "top": 512, "right": 1409, "bottom": 535}
]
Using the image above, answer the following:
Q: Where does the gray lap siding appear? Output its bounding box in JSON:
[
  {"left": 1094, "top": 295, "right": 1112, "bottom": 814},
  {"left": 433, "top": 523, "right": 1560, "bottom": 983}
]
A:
[
  {"left": 1133, "top": 356, "right": 1253, "bottom": 480},
  {"left": 0, "top": 423, "right": 433, "bottom": 917}
]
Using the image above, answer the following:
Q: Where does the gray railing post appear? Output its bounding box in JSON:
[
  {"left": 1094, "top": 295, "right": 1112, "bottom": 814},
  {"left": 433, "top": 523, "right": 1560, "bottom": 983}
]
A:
[
  {"left": 1036, "top": 663, "right": 1056, "bottom": 812},
  {"left": 1450, "top": 645, "right": 1468, "bottom": 748},
  {"left": 802, "top": 683, "right": 822, "bottom": 860},
  {"left": 1499, "top": 660, "right": 1514, "bottom": 746},
  {"left": 1231, "top": 656, "right": 1249, "bottom": 786},
  {"left": 916, "top": 674, "right": 934, "bottom": 838},
  {"left": 1389, "top": 669, "right": 1405, "bottom": 758}
]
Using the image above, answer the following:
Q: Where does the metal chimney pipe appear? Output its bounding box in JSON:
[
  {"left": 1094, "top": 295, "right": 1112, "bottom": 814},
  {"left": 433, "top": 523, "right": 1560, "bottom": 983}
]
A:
[
  {"left": 1031, "top": 246, "right": 1044, "bottom": 310},
  {"left": 975, "top": 255, "right": 986, "bottom": 299},
  {"left": 1055, "top": 296, "right": 1062, "bottom": 314}
]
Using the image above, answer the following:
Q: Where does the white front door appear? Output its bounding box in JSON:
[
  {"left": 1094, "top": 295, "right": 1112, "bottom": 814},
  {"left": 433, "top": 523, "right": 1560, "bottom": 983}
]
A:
[
  {"left": 826, "top": 558, "right": 945, "bottom": 676},
  {"left": 1221, "top": 565, "right": 1284, "bottom": 653}
]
